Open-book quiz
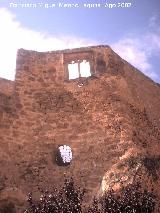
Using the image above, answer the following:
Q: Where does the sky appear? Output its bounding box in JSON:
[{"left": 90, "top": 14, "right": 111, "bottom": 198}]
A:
[{"left": 0, "top": 0, "right": 160, "bottom": 83}]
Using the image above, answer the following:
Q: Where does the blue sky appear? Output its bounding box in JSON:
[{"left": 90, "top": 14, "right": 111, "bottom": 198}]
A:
[{"left": 0, "top": 0, "right": 160, "bottom": 82}]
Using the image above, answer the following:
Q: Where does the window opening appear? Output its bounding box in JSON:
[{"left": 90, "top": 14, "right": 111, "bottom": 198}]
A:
[
  {"left": 68, "top": 61, "right": 79, "bottom": 79},
  {"left": 80, "top": 60, "right": 91, "bottom": 77},
  {"left": 56, "top": 145, "right": 72, "bottom": 166},
  {"left": 68, "top": 60, "right": 91, "bottom": 80}
]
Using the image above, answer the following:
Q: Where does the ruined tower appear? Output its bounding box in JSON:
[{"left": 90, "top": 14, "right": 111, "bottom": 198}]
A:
[{"left": 0, "top": 45, "right": 160, "bottom": 212}]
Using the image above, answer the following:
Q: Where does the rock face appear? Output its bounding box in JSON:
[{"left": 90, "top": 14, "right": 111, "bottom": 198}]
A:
[{"left": 0, "top": 45, "right": 160, "bottom": 211}]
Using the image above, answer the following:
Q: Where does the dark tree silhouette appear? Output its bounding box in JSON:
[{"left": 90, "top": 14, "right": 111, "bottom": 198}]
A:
[{"left": 25, "top": 178, "right": 157, "bottom": 213}]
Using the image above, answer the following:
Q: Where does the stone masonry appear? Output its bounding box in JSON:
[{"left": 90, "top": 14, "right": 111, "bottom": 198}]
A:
[{"left": 0, "top": 45, "right": 160, "bottom": 212}]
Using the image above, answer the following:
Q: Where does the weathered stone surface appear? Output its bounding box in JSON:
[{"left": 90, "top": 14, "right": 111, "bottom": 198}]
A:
[
  {"left": 0, "top": 78, "right": 14, "bottom": 96},
  {"left": 0, "top": 45, "right": 160, "bottom": 212}
]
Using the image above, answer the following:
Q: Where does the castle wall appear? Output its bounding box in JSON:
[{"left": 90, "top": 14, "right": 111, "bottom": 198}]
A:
[
  {"left": 0, "top": 78, "right": 15, "bottom": 159},
  {"left": 0, "top": 78, "right": 14, "bottom": 96},
  {"left": 0, "top": 45, "right": 160, "bottom": 211},
  {"left": 5, "top": 46, "right": 128, "bottom": 202}
]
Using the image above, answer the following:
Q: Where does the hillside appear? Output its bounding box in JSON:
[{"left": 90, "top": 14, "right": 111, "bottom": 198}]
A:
[{"left": 0, "top": 45, "right": 160, "bottom": 212}]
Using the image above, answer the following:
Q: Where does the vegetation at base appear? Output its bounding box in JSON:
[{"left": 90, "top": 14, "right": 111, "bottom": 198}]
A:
[{"left": 25, "top": 177, "right": 157, "bottom": 213}]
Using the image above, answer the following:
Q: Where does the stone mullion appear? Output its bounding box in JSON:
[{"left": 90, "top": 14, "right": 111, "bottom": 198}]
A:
[{"left": 78, "top": 61, "right": 81, "bottom": 78}]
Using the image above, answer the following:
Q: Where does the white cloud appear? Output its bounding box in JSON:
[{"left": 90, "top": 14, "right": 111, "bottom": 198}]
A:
[
  {"left": 112, "top": 38, "right": 152, "bottom": 71},
  {"left": 112, "top": 16, "right": 160, "bottom": 82},
  {"left": 145, "top": 33, "right": 160, "bottom": 56},
  {"left": 1, "top": 8, "right": 160, "bottom": 83},
  {"left": 149, "top": 15, "right": 160, "bottom": 33},
  {"left": 0, "top": 8, "right": 96, "bottom": 80}
]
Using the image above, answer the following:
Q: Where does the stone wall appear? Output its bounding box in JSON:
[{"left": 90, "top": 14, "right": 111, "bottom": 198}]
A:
[
  {"left": 0, "top": 78, "right": 14, "bottom": 96},
  {"left": 0, "top": 45, "right": 160, "bottom": 212},
  {"left": 12, "top": 45, "right": 125, "bottom": 195}
]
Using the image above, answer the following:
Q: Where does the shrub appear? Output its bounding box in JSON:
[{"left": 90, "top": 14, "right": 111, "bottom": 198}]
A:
[
  {"left": 25, "top": 177, "right": 85, "bottom": 213},
  {"left": 25, "top": 178, "right": 157, "bottom": 213}
]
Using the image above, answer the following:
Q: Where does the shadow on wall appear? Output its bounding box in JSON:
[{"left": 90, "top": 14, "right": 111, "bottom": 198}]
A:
[
  {"left": 96, "top": 54, "right": 107, "bottom": 74},
  {"left": 0, "top": 200, "right": 16, "bottom": 213}
]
